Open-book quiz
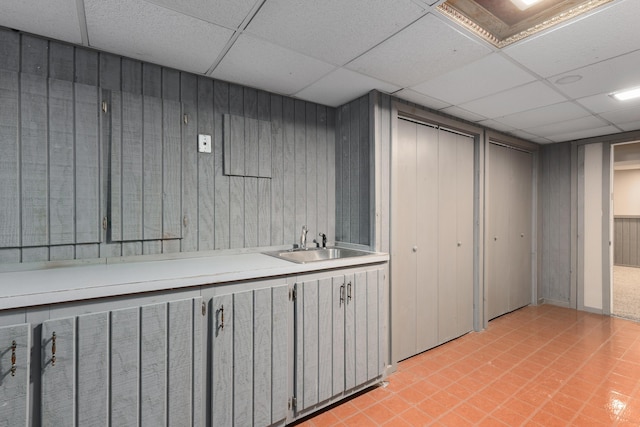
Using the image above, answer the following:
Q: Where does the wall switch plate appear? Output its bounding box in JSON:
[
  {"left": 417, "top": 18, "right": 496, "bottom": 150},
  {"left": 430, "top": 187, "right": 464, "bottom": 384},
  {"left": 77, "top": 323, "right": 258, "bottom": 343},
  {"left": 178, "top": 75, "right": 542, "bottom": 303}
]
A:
[{"left": 198, "top": 134, "right": 212, "bottom": 153}]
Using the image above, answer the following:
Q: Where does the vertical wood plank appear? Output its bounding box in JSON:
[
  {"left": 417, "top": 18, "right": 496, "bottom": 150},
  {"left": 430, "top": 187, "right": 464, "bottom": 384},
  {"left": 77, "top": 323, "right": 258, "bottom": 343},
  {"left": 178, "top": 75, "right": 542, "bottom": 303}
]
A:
[
  {"left": 0, "top": 323, "right": 30, "bottom": 427},
  {"left": 192, "top": 297, "right": 204, "bottom": 427},
  {"left": 48, "top": 42, "right": 73, "bottom": 81},
  {"left": 258, "top": 113, "right": 272, "bottom": 178},
  {"left": 162, "top": 69, "right": 180, "bottom": 102},
  {"left": 326, "top": 108, "right": 336, "bottom": 245},
  {"left": 110, "top": 307, "right": 140, "bottom": 426},
  {"left": 76, "top": 312, "right": 109, "bottom": 426},
  {"left": 378, "top": 268, "right": 388, "bottom": 370},
  {"left": 341, "top": 104, "right": 351, "bottom": 242},
  {"left": 283, "top": 98, "right": 296, "bottom": 245},
  {"left": 181, "top": 74, "right": 199, "bottom": 252},
  {"left": 359, "top": 96, "right": 370, "bottom": 245},
  {"left": 74, "top": 48, "right": 98, "bottom": 86},
  {"left": 270, "top": 95, "right": 284, "bottom": 245},
  {"left": 318, "top": 277, "right": 332, "bottom": 402},
  {"left": 349, "top": 100, "right": 360, "bottom": 244},
  {"left": 245, "top": 94, "right": 259, "bottom": 247},
  {"left": 142, "top": 63, "right": 162, "bottom": 98},
  {"left": 121, "top": 92, "right": 143, "bottom": 241},
  {"left": 75, "top": 83, "right": 101, "bottom": 244},
  {"left": 245, "top": 176, "right": 259, "bottom": 247},
  {"left": 99, "top": 53, "right": 121, "bottom": 91},
  {"left": 316, "top": 106, "right": 328, "bottom": 238},
  {"left": 21, "top": 73, "right": 48, "bottom": 247},
  {"left": 244, "top": 113, "right": 259, "bottom": 178},
  {"left": 233, "top": 291, "right": 253, "bottom": 427},
  {"left": 344, "top": 272, "right": 355, "bottom": 390},
  {"left": 0, "top": 70, "right": 19, "bottom": 247},
  {"left": 211, "top": 294, "right": 233, "bottom": 427},
  {"left": 41, "top": 317, "right": 75, "bottom": 427},
  {"left": 168, "top": 299, "right": 193, "bottom": 426},
  {"left": 197, "top": 77, "right": 215, "bottom": 250},
  {"left": 258, "top": 179, "right": 271, "bottom": 248},
  {"left": 271, "top": 284, "right": 288, "bottom": 423},
  {"left": 332, "top": 276, "right": 345, "bottom": 396},
  {"left": 379, "top": 94, "right": 391, "bottom": 254},
  {"left": 295, "top": 283, "right": 304, "bottom": 408},
  {"left": 258, "top": 92, "right": 271, "bottom": 246},
  {"left": 0, "top": 29, "right": 20, "bottom": 71},
  {"left": 294, "top": 100, "right": 307, "bottom": 230},
  {"left": 109, "top": 91, "right": 123, "bottom": 243},
  {"left": 303, "top": 280, "right": 319, "bottom": 409},
  {"left": 228, "top": 114, "right": 245, "bottom": 176},
  {"left": 143, "top": 95, "right": 163, "bottom": 240},
  {"left": 140, "top": 303, "right": 167, "bottom": 426},
  {"left": 366, "top": 269, "right": 379, "bottom": 380},
  {"left": 253, "top": 288, "right": 272, "bottom": 426},
  {"left": 306, "top": 103, "right": 318, "bottom": 239},
  {"left": 213, "top": 80, "right": 230, "bottom": 250},
  {"left": 121, "top": 58, "right": 142, "bottom": 94},
  {"left": 21, "top": 35, "right": 48, "bottom": 76},
  {"left": 354, "top": 271, "right": 368, "bottom": 386},
  {"left": 163, "top": 99, "right": 182, "bottom": 240},
  {"left": 335, "top": 106, "right": 344, "bottom": 242},
  {"left": 230, "top": 177, "right": 245, "bottom": 248}
]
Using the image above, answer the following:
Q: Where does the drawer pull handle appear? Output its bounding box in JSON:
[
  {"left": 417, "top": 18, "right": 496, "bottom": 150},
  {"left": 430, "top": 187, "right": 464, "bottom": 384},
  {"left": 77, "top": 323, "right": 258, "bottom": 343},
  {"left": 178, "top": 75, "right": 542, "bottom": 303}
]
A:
[
  {"left": 340, "top": 284, "right": 345, "bottom": 306},
  {"left": 10, "top": 340, "right": 16, "bottom": 376},
  {"left": 219, "top": 305, "right": 224, "bottom": 330},
  {"left": 347, "top": 282, "right": 352, "bottom": 303},
  {"left": 51, "top": 332, "right": 57, "bottom": 366}
]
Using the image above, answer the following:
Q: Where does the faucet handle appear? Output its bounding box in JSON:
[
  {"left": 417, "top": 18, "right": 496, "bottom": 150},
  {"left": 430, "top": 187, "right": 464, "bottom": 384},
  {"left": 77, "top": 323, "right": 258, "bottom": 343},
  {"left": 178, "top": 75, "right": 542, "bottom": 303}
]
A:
[{"left": 318, "top": 232, "right": 327, "bottom": 248}]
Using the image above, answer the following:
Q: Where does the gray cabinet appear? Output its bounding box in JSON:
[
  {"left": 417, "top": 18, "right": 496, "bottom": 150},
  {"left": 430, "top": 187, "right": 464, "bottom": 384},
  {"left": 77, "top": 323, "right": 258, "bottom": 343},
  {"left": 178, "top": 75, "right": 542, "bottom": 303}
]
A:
[
  {"left": 0, "top": 323, "right": 30, "bottom": 426},
  {"left": 393, "top": 118, "right": 474, "bottom": 362},
  {"left": 294, "top": 266, "right": 386, "bottom": 417},
  {"left": 210, "top": 285, "right": 289, "bottom": 427},
  {"left": 40, "top": 297, "right": 204, "bottom": 426}
]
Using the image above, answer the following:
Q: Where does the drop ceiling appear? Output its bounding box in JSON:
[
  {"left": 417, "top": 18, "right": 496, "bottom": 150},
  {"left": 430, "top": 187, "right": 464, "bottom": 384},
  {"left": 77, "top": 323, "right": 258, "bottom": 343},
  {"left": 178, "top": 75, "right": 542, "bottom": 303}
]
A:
[{"left": 1, "top": 0, "right": 640, "bottom": 144}]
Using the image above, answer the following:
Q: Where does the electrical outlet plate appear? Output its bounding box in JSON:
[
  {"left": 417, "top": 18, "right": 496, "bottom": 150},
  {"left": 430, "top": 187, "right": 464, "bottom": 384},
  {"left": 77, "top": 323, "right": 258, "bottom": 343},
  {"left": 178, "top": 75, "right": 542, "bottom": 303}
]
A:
[{"left": 198, "top": 134, "right": 212, "bottom": 153}]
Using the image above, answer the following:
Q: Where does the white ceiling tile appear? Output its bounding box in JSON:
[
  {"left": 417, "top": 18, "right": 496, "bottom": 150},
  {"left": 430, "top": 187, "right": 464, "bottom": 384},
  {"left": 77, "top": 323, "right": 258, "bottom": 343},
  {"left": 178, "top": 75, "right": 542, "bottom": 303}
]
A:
[
  {"left": 294, "top": 68, "right": 400, "bottom": 108},
  {"left": 477, "top": 119, "right": 516, "bottom": 133},
  {"left": 212, "top": 34, "right": 335, "bottom": 96},
  {"left": 246, "top": 0, "right": 426, "bottom": 66},
  {"left": 411, "top": 54, "right": 536, "bottom": 105},
  {"left": 618, "top": 120, "right": 640, "bottom": 132},
  {"left": 440, "top": 106, "right": 486, "bottom": 122},
  {"left": 459, "top": 82, "right": 567, "bottom": 119},
  {"left": 393, "top": 89, "right": 452, "bottom": 110},
  {"left": 509, "top": 129, "right": 546, "bottom": 143},
  {"left": 523, "top": 116, "right": 609, "bottom": 138},
  {"left": 504, "top": 0, "right": 640, "bottom": 77},
  {"left": 494, "top": 102, "right": 590, "bottom": 130},
  {"left": 346, "top": 13, "right": 491, "bottom": 87},
  {"left": 577, "top": 92, "right": 640, "bottom": 114},
  {"left": 600, "top": 105, "right": 640, "bottom": 126},
  {"left": 143, "top": 0, "right": 259, "bottom": 29},
  {"left": 547, "top": 125, "right": 620, "bottom": 143},
  {"left": 85, "top": 0, "right": 234, "bottom": 74},
  {"left": 550, "top": 50, "right": 640, "bottom": 99},
  {"left": 0, "top": 0, "right": 82, "bottom": 44}
]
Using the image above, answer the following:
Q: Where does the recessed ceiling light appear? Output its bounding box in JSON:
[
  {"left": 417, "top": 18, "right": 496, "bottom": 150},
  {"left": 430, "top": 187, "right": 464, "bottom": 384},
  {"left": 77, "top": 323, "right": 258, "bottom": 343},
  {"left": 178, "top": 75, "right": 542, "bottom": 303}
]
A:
[
  {"left": 510, "top": 0, "right": 542, "bottom": 11},
  {"left": 555, "top": 75, "right": 583, "bottom": 85},
  {"left": 611, "top": 87, "right": 640, "bottom": 101}
]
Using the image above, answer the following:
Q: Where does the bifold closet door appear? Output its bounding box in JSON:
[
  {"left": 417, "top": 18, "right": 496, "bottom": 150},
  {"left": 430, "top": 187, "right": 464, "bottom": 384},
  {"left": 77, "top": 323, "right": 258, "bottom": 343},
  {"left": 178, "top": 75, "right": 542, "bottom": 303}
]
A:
[
  {"left": 438, "top": 130, "right": 474, "bottom": 343},
  {"left": 487, "top": 143, "right": 533, "bottom": 320}
]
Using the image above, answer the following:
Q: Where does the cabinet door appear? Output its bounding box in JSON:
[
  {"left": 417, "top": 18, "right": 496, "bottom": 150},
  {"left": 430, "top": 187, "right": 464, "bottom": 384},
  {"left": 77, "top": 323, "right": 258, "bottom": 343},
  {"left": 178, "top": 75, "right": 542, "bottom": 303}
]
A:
[
  {"left": 0, "top": 323, "right": 30, "bottom": 426},
  {"left": 41, "top": 317, "right": 75, "bottom": 427},
  {"left": 212, "top": 286, "right": 289, "bottom": 427}
]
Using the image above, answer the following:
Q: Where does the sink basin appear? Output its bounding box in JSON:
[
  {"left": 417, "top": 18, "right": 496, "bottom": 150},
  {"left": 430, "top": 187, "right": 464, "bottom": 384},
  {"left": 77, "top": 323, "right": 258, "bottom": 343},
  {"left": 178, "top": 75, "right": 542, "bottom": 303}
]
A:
[{"left": 264, "top": 247, "right": 375, "bottom": 264}]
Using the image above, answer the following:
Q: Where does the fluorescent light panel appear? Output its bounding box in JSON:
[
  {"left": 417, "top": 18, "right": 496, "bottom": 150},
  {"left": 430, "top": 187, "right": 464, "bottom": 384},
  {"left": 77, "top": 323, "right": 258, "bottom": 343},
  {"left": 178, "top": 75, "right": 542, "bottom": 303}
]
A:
[
  {"left": 510, "top": 0, "right": 542, "bottom": 10},
  {"left": 611, "top": 87, "right": 640, "bottom": 101}
]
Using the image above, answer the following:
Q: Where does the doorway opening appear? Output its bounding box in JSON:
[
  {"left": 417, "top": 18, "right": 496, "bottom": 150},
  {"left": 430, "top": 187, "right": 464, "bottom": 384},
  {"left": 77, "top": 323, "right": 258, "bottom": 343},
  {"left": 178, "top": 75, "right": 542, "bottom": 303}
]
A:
[{"left": 611, "top": 141, "right": 640, "bottom": 322}]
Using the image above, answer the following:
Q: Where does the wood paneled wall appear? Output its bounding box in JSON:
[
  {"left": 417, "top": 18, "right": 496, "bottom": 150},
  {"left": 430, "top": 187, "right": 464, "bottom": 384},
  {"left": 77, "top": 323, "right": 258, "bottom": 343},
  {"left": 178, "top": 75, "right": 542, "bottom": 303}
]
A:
[
  {"left": 539, "top": 143, "right": 572, "bottom": 304},
  {"left": 614, "top": 217, "right": 640, "bottom": 267},
  {"left": 335, "top": 95, "right": 371, "bottom": 246},
  {"left": 0, "top": 30, "right": 335, "bottom": 264}
]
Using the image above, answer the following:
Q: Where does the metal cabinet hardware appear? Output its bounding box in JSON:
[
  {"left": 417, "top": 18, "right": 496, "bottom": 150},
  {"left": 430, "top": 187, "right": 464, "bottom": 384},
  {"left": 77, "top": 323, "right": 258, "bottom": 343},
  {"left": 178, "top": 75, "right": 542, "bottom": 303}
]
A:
[
  {"left": 347, "top": 282, "right": 352, "bottom": 303},
  {"left": 340, "top": 284, "right": 345, "bottom": 306},
  {"left": 51, "top": 332, "right": 57, "bottom": 366},
  {"left": 10, "top": 340, "right": 16, "bottom": 376},
  {"left": 219, "top": 305, "right": 224, "bottom": 330}
]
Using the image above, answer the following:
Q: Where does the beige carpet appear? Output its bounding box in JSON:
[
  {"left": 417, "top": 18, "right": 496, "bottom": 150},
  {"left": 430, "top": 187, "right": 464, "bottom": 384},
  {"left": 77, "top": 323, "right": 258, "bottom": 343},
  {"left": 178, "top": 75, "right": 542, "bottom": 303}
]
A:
[{"left": 613, "top": 265, "right": 640, "bottom": 322}]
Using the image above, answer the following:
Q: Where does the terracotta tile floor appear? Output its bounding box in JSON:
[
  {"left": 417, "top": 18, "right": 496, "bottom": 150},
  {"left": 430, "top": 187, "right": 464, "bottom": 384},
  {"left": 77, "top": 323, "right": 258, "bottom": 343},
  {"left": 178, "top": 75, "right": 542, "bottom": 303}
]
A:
[{"left": 297, "top": 305, "right": 640, "bottom": 426}]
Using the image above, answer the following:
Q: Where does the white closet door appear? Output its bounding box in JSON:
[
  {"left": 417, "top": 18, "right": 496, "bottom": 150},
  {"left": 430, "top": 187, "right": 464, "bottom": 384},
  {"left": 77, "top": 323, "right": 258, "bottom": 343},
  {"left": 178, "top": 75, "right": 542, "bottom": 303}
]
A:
[
  {"left": 393, "top": 119, "right": 418, "bottom": 361},
  {"left": 415, "top": 123, "right": 439, "bottom": 353}
]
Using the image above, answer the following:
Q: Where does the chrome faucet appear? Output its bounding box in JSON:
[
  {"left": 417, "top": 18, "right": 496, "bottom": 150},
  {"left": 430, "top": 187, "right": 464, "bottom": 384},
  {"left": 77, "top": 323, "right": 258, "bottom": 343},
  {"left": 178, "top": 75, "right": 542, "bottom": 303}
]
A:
[
  {"left": 314, "top": 232, "right": 327, "bottom": 248},
  {"left": 300, "top": 225, "right": 308, "bottom": 250}
]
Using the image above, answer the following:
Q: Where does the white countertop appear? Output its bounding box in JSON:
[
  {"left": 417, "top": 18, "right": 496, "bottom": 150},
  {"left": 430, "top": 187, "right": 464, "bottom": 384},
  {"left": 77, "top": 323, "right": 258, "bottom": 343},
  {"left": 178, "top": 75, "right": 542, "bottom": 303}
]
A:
[{"left": 0, "top": 250, "right": 388, "bottom": 310}]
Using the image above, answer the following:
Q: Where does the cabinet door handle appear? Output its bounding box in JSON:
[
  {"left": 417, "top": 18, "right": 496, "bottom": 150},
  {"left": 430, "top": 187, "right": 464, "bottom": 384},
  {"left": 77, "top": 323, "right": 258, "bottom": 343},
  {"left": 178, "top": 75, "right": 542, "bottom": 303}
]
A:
[
  {"left": 340, "top": 284, "right": 345, "bottom": 306},
  {"left": 51, "top": 332, "right": 57, "bottom": 366},
  {"left": 10, "top": 340, "right": 16, "bottom": 376},
  {"left": 347, "top": 282, "right": 352, "bottom": 303},
  {"left": 219, "top": 305, "right": 224, "bottom": 330}
]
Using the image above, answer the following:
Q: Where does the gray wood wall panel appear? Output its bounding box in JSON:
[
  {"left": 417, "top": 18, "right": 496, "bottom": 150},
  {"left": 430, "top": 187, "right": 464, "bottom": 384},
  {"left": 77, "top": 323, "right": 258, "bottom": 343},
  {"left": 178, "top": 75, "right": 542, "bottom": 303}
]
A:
[
  {"left": 318, "top": 277, "right": 332, "bottom": 403},
  {"left": 335, "top": 95, "right": 370, "bottom": 245},
  {"left": 253, "top": 288, "right": 272, "bottom": 427},
  {"left": 110, "top": 307, "right": 139, "bottom": 426},
  {"left": 0, "top": 29, "right": 337, "bottom": 263},
  {"left": 168, "top": 299, "right": 193, "bottom": 426},
  {"left": 163, "top": 99, "right": 183, "bottom": 242},
  {"left": 41, "top": 317, "right": 75, "bottom": 427},
  {"left": 233, "top": 291, "right": 253, "bottom": 427},
  {"left": 540, "top": 143, "right": 572, "bottom": 304},
  {"left": 271, "top": 285, "right": 288, "bottom": 423},
  {"left": 211, "top": 294, "right": 233, "bottom": 427},
  {"left": 331, "top": 276, "right": 345, "bottom": 397},
  {"left": 140, "top": 303, "right": 167, "bottom": 426},
  {"left": 614, "top": 218, "right": 640, "bottom": 267},
  {"left": 76, "top": 312, "right": 109, "bottom": 426}
]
